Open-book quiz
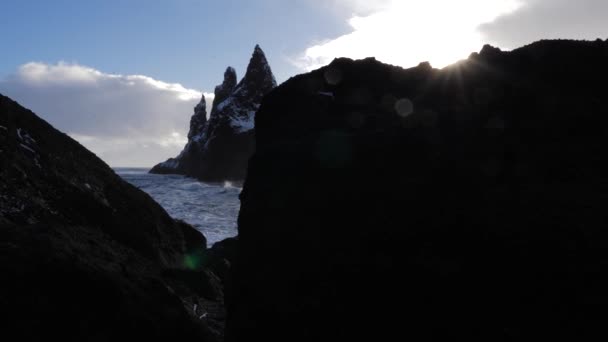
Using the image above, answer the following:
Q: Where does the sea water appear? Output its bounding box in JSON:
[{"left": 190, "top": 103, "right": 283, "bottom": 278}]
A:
[{"left": 115, "top": 168, "right": 240, "bottom": 246}]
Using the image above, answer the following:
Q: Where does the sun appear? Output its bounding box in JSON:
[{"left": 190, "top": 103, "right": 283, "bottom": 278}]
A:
[{"left": 302, "top": 0, "right": 523, "bottom": 70}]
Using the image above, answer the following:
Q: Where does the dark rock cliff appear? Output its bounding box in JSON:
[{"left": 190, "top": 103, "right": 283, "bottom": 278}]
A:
[
  {"left": 151, "top": 45, "right": 276, "bottom": 182},
  {"left": 0, "top": 94, "right": 227, "bottom": 341},
  {"left": 228, "top": 39, "right": 608, "bottom": 341}
]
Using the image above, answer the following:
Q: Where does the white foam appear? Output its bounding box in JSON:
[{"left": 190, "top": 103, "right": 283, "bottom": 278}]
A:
[{"left": 116, "top": 169, "right": 240, "bottom": 245}]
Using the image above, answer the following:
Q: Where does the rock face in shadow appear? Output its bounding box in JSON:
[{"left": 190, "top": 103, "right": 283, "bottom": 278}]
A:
[
  {"left": 0, "top": 94, "right": 225, "bottom": 341},
  {"left": 151, "top": 45, "right": 276, "bottom": 183},
  {"left": 228, "top": 39, "right": 608, "bottom": 341}
]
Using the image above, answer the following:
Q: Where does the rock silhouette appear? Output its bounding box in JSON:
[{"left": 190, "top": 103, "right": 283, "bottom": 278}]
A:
[
  {"left": 0, "top": 94, "right": 226, "bottom": 341},
  {"left": 228, "top": 39, "right": 608, "bottom": 341},
  {"left": 151, "top": 45, "right": 276, "bottom": 182}
]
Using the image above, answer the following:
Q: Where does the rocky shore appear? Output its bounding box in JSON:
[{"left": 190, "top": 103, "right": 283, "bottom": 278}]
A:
[{"left": 0, "top": 94, "right": 233, "bottom": 341}]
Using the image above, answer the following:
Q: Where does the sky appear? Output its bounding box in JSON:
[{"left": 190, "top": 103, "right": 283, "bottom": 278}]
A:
[{"left": 1, "top": 0, "right": 606, "bottom": 167}]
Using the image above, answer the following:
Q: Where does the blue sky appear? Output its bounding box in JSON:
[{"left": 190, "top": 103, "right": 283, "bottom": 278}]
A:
[
  {"left": 1, "top": 0, "right": 606, "bottom": 166},
  {"left": 0, "top": 0, "right": 349, "bottom": 89}
]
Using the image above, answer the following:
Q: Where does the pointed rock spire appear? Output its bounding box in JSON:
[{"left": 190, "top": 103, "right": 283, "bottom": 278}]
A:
[
  {"left": 188, "top": 94, "right": 207, "bottom": 139},
  {"left": 212, "top": 67, "right": 238, "bottom": 111},
  {"left": 241, "top": 44, "right": 277, "bottom": 92},
  {"left": 150, "top": 44, "right": 277, "bottom": 181}
]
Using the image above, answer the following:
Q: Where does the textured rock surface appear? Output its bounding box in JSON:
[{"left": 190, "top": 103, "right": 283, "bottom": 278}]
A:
[
  {"left": 228, "top": 39, "right": 608, "bottom": 341},
  {"left": 0, "top": 94, "right": 226, "bottom": 341},
  {"left": 151, "top": 45, "right": 276, "bottom": 182},
  {"left": 189, "top": 93, "right": 208, "bottom": 140}
]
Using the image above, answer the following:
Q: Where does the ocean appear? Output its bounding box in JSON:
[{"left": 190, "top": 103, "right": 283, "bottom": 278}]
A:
[{"left": 114, "top": 168, "right": 240, "bottom": 246}]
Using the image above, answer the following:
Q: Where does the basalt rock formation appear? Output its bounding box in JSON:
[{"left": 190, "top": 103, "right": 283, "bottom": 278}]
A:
[
  {"left": 228, "top": 39, "right": 608, "bottom": 341},
  {"left": 151, "top": 45, "right": 276, "bottom": 182},
  {"left": 0, "top": 94, "right": 226, "bottom": 341}
]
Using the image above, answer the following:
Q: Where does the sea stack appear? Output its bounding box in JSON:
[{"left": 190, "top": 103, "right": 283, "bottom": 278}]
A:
[{"left": 150, "top": 45, "right": 276, "bottom": 182}]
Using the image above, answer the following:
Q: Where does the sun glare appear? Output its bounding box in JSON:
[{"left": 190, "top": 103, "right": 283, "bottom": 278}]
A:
[{"left": 303, "top": 0, "right": 522, "bottom": 70}]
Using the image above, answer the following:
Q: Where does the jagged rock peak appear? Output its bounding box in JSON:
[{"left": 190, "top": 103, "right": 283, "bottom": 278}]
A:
[
  {"left": 241, "top": 44, "right": 277, "bottom": 90},
  {"left": 213, "top": 67, "right": 238, "bottom": 109},
  {"left": 150, "top": 45, "right": 278, "bottom": 181},
  {"left": 220, "top": 66, "right": 238, "bottom": 91},
  {"left": 479, "top": 44, "right": 502, "bottom": 57},
  {"left": 188, "top": 94, "right": 207, "bottom": 139}
]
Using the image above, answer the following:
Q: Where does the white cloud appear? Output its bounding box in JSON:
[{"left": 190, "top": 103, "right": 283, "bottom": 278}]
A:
[
  {"left": 68, "top": 132, "right": 190, "bottom": 168},
  {"left": 297, "top": 0, "right": 522, "bottom": 71},
  {"left": 17, "top": 62, "right": 104, "bottom": 84},
  {"left": 0, "top": 62, "right": 214, "bottom": 167},
  {"left": 159, "top": 132, "right": 189, "bottom": 148},
  {"left": 479, "top": 0, "right": 608, "bottom": 49},
  {"left": 324, "top": 0, "right": 394, "bottom": 15}
]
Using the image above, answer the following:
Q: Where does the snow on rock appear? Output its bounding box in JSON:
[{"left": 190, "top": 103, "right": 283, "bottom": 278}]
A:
[
  {"left": 150, "top": 45, "right": 277, "bottom": 182},
  {"left": 229, "top": 109, "right": 258, "bottom": 133},
  {"left": 13, "top": 127, "right": 42, "bottom": 168},
  {"left": 17, "top": 128, "right": 37, "bottom": 145},
  {"left": 19, "top": 143, "right": 36, "bottom": 154}
]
